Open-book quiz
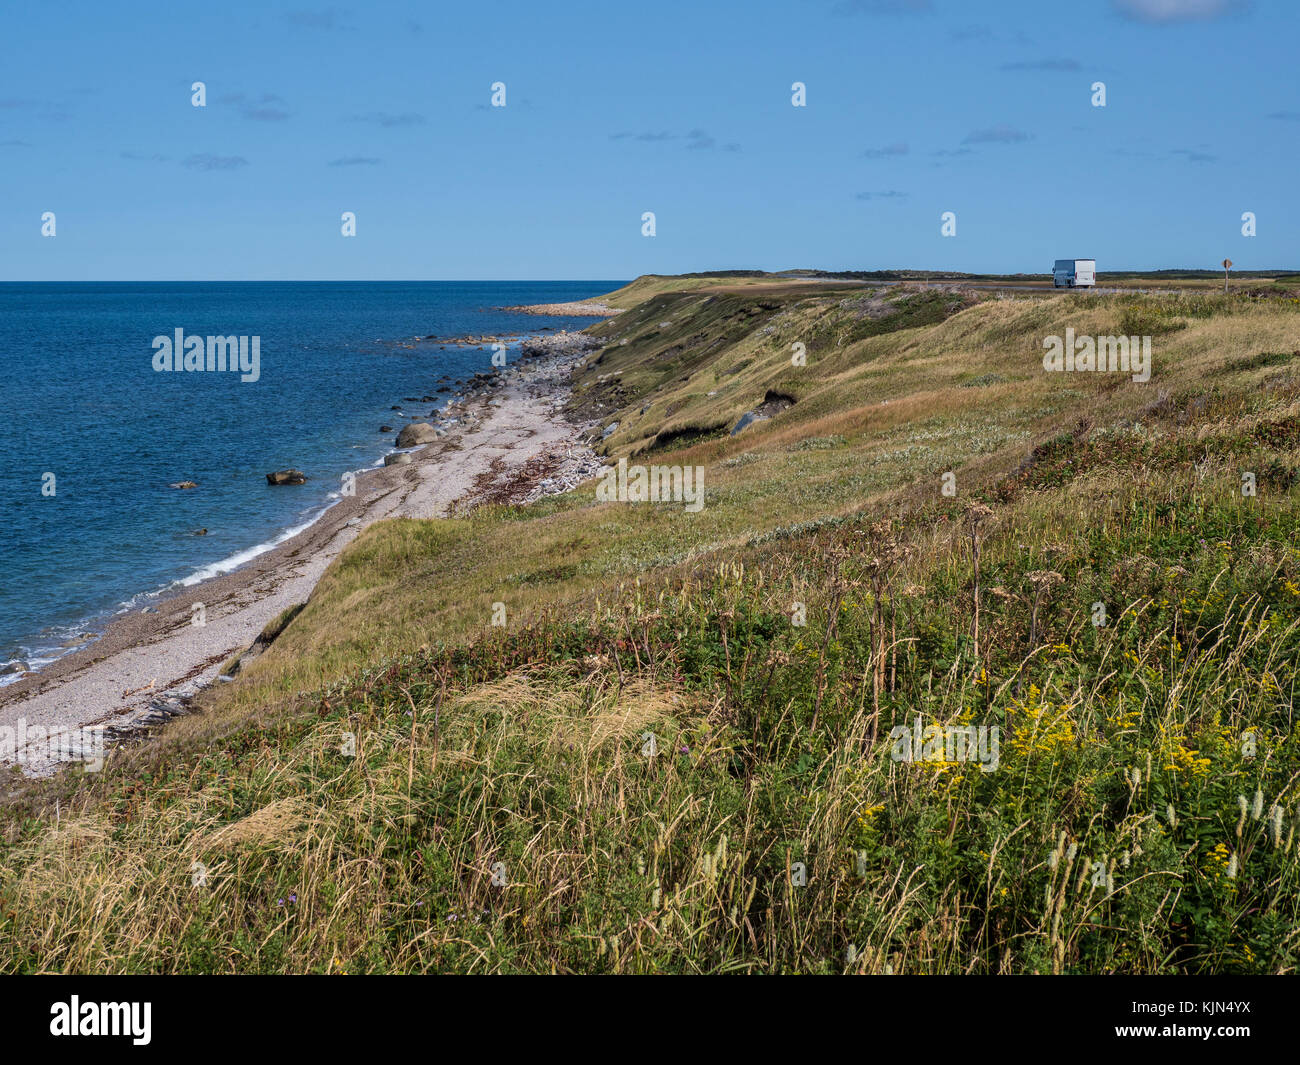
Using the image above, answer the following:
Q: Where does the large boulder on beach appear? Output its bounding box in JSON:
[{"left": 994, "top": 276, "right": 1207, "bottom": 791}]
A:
[
  {"left": 384, "top": 452, "right": 413, "bottom": 466},
  {"left": 266, "top": 469, "right": 308, "bottom": 485},
  {"left": 396, "top": 422, "right": 440, "bottom": 447}
]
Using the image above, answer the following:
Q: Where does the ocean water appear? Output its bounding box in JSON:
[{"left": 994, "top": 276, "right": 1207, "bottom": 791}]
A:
[{"left": 0, "top": 281, "right": 620, "bottom": 678}]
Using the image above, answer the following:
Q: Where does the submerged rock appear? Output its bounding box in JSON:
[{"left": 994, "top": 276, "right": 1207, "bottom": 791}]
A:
[{"left": 266, "top": 469, "right": 308, "bottom": 485}]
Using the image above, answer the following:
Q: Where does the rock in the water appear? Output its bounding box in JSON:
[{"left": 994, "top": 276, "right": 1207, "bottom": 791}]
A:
[
  {"left": 384, "top": 452, "right": 413, "bottom": 466},
  {"left": 396, "top": 422, "right": 440, "bottom": 447},
  {"left": 170, "top": 480, "right": 198, "bottom": 490},
  {"left": 266, "top": 469, "right": 308, "bottom": 485},
  {"left": 380, "top": 425, "right": 394, "bottom": 432}
]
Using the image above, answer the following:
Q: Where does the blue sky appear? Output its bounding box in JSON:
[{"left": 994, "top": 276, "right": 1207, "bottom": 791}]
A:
[{"left": 2, "top": 0, "right": 1296, "bottom": 279}]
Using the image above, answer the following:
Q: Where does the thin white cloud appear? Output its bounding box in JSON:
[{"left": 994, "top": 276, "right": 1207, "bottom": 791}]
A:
[
  {"left": 1112, "top": 0, "right": 1249, "bottom": 23},
  {"left": 610, "top": 129, "right": 737, "bottom": 151},
  {"left": 351, "top": 112, "right": 425, "bottom": 127},
  {"left": 863, "top": 141, "right": 909, "bottom": 158},
  {"left": 1000, "top": 58, "right": 1082, "bottom": 71},
  {"left": 833, "top": 0, "right": 931, "bottom": 13},
  {"left": 962, "top": 124, "right": 1033, "bottom": 144},
  {"left": 286, "top": 8, "right": 351, "bottom": 29},
  {"left": 1169, "top": 147, "right": 1217, "bottom": 163},
  {"left": 182, "top": 153, "right": 249, "bottom": 171},
  {"left": 219, "top": 92, "right": 290, "bottom": 122}
]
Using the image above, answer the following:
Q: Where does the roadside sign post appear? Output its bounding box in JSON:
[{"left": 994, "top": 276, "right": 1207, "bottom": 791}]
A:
[{"left": 1223, "top": 258, "right": 1233, "bottom": 294}]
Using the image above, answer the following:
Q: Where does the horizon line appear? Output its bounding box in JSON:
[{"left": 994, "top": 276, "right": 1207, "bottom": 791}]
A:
[{"left": 3, "top": 269, "right": 1298, "bottom": 284}]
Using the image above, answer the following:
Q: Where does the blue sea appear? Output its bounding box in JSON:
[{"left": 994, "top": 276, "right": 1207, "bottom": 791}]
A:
[{"left": 0, "top": 281, "right": 620, "bottom": 680}]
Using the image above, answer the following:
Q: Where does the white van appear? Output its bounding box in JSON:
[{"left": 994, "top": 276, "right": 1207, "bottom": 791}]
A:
[{"left": 1053, "top": 259, "right": 1096, "bottom": 288}]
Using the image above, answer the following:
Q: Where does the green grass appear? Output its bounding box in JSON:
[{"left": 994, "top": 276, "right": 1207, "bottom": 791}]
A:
[{"left": 1213, "top": 350, "right": 1299, "bottom": 376}]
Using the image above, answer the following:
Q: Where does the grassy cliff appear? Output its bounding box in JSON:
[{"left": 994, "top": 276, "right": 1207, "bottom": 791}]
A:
[{"left": 3, "top": 278, "right": 1300, "bottom": 973}]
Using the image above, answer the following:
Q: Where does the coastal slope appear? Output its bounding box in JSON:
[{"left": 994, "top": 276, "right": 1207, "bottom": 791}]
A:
[{"left": 3, "top": 276, "right": 1300, "bottom": 975}]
